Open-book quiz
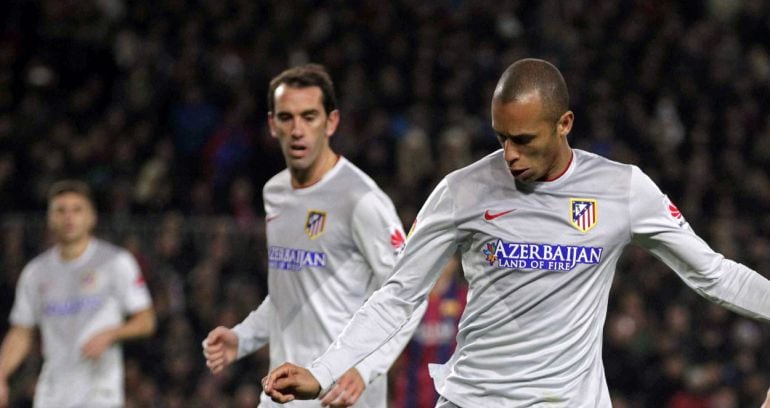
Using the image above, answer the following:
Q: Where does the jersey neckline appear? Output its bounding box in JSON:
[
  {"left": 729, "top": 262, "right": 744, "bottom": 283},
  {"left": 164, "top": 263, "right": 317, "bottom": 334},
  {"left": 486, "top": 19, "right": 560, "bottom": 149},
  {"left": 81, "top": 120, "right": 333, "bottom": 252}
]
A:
[
  {"left": 291, "top": 156, "right": 347, "bottom": 194},
  {"left": 503, "top": 149, "right": 577, "bottom": 190},
  {"left": 54, "top": 237, "right": 96, "bottom": 267}
]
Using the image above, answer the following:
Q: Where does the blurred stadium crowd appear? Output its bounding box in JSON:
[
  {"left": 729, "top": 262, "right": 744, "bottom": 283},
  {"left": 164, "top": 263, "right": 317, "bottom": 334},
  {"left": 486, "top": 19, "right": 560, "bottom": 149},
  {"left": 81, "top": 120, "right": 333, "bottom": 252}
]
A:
[{"left": 2, "top": 0, "right": 770, "bottom": 407}]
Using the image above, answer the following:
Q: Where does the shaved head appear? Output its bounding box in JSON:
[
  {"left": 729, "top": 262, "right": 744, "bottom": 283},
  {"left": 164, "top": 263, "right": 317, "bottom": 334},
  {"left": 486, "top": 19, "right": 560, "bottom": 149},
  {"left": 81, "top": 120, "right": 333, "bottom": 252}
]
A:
[{"left": 493, "top": 59, "right": 569, "bottom": 122}]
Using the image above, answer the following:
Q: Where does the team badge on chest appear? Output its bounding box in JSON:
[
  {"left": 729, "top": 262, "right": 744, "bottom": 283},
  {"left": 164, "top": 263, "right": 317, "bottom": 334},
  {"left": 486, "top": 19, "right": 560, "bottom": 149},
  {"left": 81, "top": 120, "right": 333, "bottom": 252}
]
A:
[
  {"left": 305, "top": 210, "right": 327, "bottom": 239},
  {"left": 80, "top": 269, "right": 98, "bottom": 293},
  {"left": 570, "top": 198, "right": 598, "bottom": 233}
]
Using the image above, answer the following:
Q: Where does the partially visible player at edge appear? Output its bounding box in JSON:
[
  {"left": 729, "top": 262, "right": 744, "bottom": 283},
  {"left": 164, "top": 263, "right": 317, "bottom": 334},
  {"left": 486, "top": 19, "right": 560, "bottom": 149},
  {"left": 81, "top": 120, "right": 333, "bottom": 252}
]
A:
[
  {"left": 0, "top": 180, "right": 156, "bottom": 408},
  {"left": 202, "top": 63, "right": 424, "bottom": 408},
  {"left": 261, "top": 58, "right": 770, "bottom": 407}
]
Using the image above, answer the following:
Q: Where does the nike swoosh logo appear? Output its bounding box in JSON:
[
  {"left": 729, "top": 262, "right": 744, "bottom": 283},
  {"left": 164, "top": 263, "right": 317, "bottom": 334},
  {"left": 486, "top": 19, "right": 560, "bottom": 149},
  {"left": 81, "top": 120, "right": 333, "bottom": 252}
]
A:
[
  {"left": 266, "top": 214, "right": 280, "bottom": 222},
  {"left": 484, "top": 209, "right": 516, "bottom": 221}
]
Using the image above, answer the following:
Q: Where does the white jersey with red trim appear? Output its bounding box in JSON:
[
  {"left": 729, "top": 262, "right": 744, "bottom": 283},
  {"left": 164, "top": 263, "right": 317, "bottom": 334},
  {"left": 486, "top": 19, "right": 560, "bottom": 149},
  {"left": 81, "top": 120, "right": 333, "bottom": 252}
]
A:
[
  {"left": 10, "top": 238, "right": 152, "bottom": 408},
  {"left": 233, "top": 156, "right": 419, "bottom": 408},
  {"left": 309, "top": 148, "right": 770, "bottom": 407}
]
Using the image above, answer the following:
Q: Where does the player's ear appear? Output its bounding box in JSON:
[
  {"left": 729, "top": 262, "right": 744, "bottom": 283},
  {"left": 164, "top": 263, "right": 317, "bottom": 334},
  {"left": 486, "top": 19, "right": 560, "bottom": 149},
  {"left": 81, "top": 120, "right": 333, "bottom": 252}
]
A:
[
  {"left": 268, "top": 112, "right": 278, "bottom": 138},
  {"left": 557, "top": 110, "right": 574, "bottom": 138},
  {"left": 89, "top": 212, "right": 98, "bottom": 232},
  {"left": 325, "top": 109, "right": 340, "bottom": 137},
  {"left": 88, "top": 200, "right": 98, "bottom": 231}
]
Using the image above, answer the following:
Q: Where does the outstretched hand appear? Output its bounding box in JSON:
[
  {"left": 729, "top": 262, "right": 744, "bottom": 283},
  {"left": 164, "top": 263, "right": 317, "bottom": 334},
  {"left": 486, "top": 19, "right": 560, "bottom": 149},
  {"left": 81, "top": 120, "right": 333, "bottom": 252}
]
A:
[{"left": 262, "top": 363, "right": 321, "bottom": 404}]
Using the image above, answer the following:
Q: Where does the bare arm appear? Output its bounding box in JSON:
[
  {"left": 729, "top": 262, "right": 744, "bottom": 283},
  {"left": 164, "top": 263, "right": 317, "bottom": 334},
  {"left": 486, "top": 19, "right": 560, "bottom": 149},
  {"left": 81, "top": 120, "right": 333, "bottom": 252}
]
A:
[
  {"left": 0, "top": 325, "right": 33, "bottom": 380},
  {"left": 0, "top": 325, "right": 34, "bottom": 407},
  {"left": 82, "top": 308, "right": 156, "bottom": 359}
]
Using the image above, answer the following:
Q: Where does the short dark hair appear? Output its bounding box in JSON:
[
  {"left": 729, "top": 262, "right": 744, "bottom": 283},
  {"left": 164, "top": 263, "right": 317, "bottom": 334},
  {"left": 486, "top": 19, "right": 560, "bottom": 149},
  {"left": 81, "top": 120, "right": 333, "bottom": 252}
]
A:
[
  {"left": 493, "top": 58, "right": 569, "bottom": 122},
  {"left": 47, "top": 180, "right": 95, "bottom": 208},
  {"left": 267, "top": 63, "right": 338, "bottom": 115}
]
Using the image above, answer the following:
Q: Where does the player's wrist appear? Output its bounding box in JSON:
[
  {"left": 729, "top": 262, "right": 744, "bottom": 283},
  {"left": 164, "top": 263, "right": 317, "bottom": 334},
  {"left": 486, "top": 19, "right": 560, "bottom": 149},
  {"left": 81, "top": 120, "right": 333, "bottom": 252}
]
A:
[
  {"left": 308, "top": 363, "right": 336, "bottom": 393},
  {"left": 103, "top": 328, "right": 120, "bottom": 344}
]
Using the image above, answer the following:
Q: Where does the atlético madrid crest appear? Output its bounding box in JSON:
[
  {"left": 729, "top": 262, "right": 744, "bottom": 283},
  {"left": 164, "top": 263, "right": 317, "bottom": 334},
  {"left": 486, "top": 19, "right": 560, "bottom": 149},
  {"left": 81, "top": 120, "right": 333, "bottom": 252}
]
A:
[
  {"left": 80, "top": 269, "right": 98, "bottom": 293},
  {"left": 570, "top": 198, "right": 598, "bottom": 233},
  {"left": 305, "top": 210, "right": 327, "bottom": 240}
]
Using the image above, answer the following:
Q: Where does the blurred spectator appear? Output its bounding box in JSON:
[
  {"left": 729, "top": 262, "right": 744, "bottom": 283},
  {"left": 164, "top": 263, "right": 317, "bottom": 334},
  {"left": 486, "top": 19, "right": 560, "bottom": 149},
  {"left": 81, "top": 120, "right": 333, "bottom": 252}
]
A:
[
  {"left": 228, "top": 176, "right": 257, "bottom": 231},
  {"left": 396, "top": 127, "right": 434, "bottom": 190}
]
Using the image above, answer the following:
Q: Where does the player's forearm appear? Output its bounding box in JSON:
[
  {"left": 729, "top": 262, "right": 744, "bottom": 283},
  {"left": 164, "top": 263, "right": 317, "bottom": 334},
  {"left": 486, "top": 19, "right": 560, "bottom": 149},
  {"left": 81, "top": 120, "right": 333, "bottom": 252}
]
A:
[
  {"left": 310, "top": 288, "right": 424, "bottom": 390},
  {"left": 232, "top": 296, "right": 273, "bottom": 358},
  {"left": 701, "top": 258, "right": 770, "bottom": 321},
  {"left": 645, "top": 226, "right": 770, "bottom": 321},
  {"left": 313, "top": 179, "right": 459, "bottom": 389},
  {"left": 108, "top": 308, "right": 156, "bottom": 342},
  {"left": 354, "top": 299, "right": 428, "bottom": 383},
  {"left": 0, "top": 326, "right": 33, "bottom": 381}
]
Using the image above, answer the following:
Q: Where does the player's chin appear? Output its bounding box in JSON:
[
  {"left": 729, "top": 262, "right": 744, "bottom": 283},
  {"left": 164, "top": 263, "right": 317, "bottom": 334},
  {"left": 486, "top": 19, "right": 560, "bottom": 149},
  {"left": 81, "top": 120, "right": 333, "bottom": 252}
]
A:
[{"left": 288, "top": 157, "right": 312, "bottom": 171}]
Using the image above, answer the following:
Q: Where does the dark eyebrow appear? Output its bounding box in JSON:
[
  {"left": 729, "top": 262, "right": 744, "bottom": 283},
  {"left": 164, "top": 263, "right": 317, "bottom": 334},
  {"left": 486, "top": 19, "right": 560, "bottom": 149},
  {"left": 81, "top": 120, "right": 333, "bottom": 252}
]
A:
[
  {"left": 275, "top": 109, "right": 321, "bottom": 117},
  {"left": 495, "top": 131, "right": 537, "bottom": 139}
]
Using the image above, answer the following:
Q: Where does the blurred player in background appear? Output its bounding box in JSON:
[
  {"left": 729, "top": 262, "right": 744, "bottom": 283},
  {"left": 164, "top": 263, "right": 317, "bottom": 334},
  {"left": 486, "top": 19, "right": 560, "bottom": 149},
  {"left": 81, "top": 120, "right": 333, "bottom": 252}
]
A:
[
  {"left": 0, "top": 180, "right": 155, "bottom": 407},
  {"left": 261, "top": 58, "right": 770, "bottom": 407},
  {"left": 389, "top": 254, "right": 466, "bottom": 408},
  {"left": 202, "top": 64, "right": 423, "bottom": 407}
]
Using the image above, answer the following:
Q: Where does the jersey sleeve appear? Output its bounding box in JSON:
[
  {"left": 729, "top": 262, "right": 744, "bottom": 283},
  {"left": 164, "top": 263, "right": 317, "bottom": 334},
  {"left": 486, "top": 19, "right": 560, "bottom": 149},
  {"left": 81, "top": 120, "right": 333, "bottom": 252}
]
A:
[
  {"left": 232, "top": 295, "right": 273, "bottom": 359},
  {"left": 348, "top": 189, "right": 428, "bottom": 384},
  {"left": 309, "top": 178, "right": 459, "bottom": 390},
  {"left": 629, "top": 166, "right": 770, "bottom": 321},
  {"left": 350, "top": 189, "right": 406, "bottom": 286},
  {"left": 231, "top": 184, "right": 278, "bottom": 359},
  {"left": 113, "top": 251, "right": 153, "bottom": 314},
  {"left": 9, "top": 263, "right": 38, "bottom": 328}
]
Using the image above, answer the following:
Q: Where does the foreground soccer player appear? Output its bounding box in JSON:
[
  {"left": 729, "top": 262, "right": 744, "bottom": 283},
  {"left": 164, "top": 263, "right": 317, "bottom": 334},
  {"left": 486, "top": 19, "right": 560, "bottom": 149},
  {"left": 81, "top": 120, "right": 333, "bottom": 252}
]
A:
[
  {"left": 0, "top": 180, "right": 155, "bottom": 408},
  {"left": 202, "top": 64, "right": 422, "bottom": 407},
  {"left": 262, "top": 59, "right": 770, "bottom": 407}
]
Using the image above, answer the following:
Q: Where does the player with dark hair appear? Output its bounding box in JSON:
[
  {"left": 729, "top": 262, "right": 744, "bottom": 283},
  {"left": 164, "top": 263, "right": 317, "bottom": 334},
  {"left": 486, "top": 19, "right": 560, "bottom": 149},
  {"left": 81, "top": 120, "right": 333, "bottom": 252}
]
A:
[
  {"left": 202, "top": 64, "right": 423, "bottom": 408},
  {"left": 0, "top": 180, "right": 155, "bottom": 407},
  {"left": 261, "top": 58, "right": 770, "bottom": 407}
]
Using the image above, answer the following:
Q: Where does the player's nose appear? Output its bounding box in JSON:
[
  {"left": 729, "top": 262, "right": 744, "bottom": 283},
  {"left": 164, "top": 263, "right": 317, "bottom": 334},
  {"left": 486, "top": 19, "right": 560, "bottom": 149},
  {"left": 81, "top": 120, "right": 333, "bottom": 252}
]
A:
[{"left": 503, "top": 139, "right": 520, "bottom": 162}]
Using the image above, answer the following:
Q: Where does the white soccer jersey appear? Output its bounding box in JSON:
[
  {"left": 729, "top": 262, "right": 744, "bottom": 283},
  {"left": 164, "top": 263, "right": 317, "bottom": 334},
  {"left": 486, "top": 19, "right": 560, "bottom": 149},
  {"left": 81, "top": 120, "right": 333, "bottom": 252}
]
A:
[
  {"left": 232, "top": 157, "right": 420, "bottom": 408},
  {"left": 10, "top": 238, "right": 152, "bottom": 408},
  {"left": 309, "top": 149, "right": 770, "bottom": 407}
]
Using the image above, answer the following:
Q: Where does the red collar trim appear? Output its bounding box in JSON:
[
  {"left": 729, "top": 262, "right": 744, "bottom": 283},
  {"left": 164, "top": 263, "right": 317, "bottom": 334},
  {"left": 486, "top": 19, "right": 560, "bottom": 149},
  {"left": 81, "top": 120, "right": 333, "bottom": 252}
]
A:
[{"left": 543, "top": 151, "right": 573, "bottom": 182}]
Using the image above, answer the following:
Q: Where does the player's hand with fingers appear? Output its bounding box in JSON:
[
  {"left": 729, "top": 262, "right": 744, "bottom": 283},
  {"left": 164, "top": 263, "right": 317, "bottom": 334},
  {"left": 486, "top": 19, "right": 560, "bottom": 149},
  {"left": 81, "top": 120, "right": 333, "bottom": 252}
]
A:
[
  {"left": 202, "top": 326, "right": 239, "bottom": 374},
  {"left": 262, "top": 362, "right": 321, "bottom": 403},
  {"left": 320, "top": 367, "right": 365, "bottom": 408}
]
